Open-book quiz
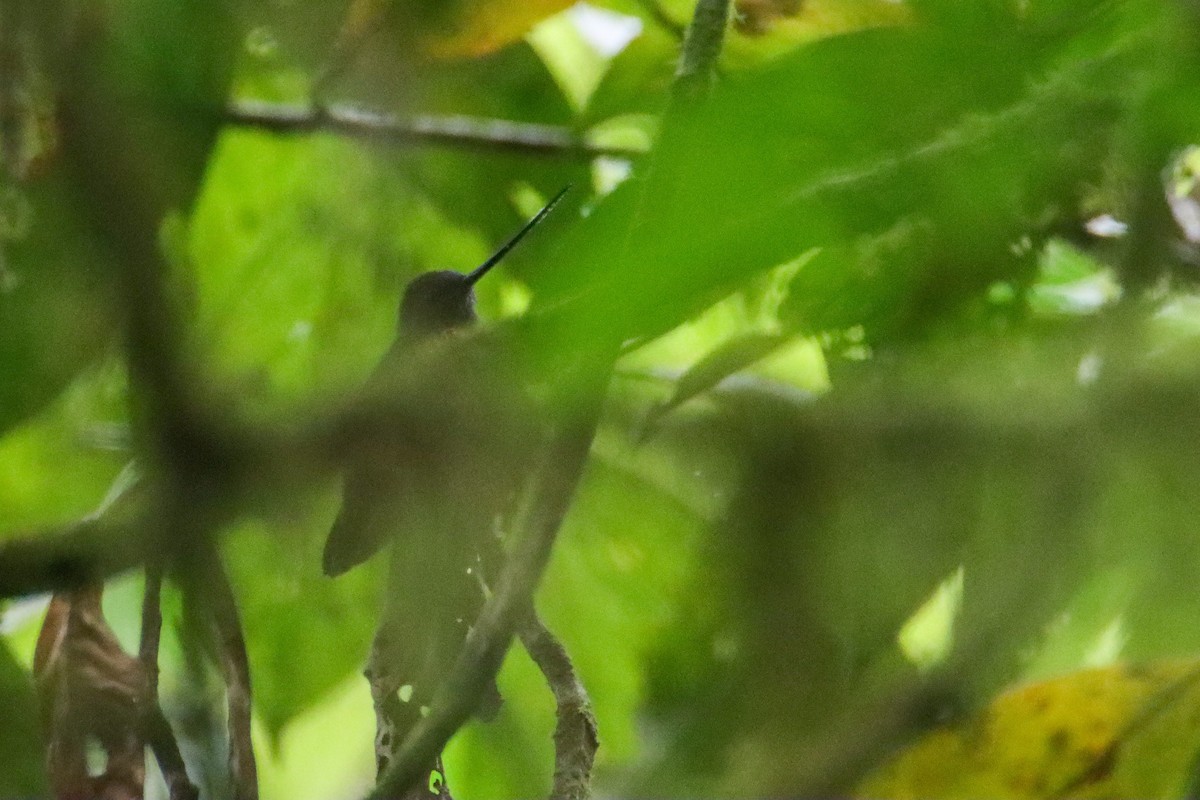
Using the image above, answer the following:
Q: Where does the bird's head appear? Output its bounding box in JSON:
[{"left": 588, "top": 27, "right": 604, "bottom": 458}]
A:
[
  {"left": 396, "top": 186, "right": 570, "bottom": 340},
  {"left": 399, "top": 270, "right": 477, "bottom": 338}
]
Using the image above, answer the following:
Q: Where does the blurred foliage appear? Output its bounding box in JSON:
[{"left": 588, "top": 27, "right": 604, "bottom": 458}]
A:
[{"left": 5, "top": 0, "right": 1200, "bottom": 798}]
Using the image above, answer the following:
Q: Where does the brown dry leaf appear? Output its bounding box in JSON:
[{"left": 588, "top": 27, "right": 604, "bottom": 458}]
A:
[
  {"left": 34, "top": 586, "right": 149, "bottom": 800},
  {"left": 0, "top": 14, "right": 60, "bottom": 183},
  {"left": 857, "top": 659, "right": 1200, "bottom": 799}
]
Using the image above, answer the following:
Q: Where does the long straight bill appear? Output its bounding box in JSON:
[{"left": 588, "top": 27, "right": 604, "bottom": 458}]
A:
[{"left": 466, "top": 185, "right": 571, "bottom": 285}]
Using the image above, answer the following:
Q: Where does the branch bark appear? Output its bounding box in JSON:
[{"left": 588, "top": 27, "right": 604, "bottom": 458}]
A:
[
  {"left": 179, "top": 545, "right": 259, "bottom": 800},
  {"left": 519, "top": 611, "right": 598, "bottom": 800},
  {"left": 139, "top": 567, "right": 164, "bottom": 690},
  {"left": 672, "top": 0, "right": 733, "bottom": 101},
  {"left": 139, "top": 567, "right": 201, "bottom": 800},
  {"left": 226, "top": 100, "right": 646, "bottom": 160}
]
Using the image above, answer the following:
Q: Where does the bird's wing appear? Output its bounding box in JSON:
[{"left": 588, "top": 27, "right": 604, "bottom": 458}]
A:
[{"left": 323, "top": 465, "right": 398, "bottom": 577}]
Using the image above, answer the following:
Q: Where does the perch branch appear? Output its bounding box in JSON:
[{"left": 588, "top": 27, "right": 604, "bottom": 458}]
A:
[
  {"left": 140, "top": 567, "right": 201, "bottom": 800},
  {"left": 226, "top": 100, "right": 646, "bottom": 160},
  {"left": 519, "top": 610, "right": 598, "bottom": 800},
  {"left": 143, "top": 705, "right": 199, "bottom": 800},
  {"left": 673, "top": 0, "right": 732, "bottom": 99},
  {"left": 139, "top": 566, "right": 164, "bottom": 690},
  {"left": 179, "top": 545, "right": 259, "bottom": 800}
]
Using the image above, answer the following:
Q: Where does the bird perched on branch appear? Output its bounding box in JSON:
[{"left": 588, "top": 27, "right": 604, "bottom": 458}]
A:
[{"left": 324, "top": 187, "right": 569, "bottom": 792}]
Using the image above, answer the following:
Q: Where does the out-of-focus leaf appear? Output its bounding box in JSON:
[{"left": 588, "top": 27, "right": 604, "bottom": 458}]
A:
[
  {"left": 646, "top": 331, "right": 1117, "bottom": 793},
  {"left": 1146, "top": 294, "right": 1200, "bottom": 360},
  {"left": 255, "top": 677, "right": 375, "bottom": 800},
  {"left": 188, "top": 132, "right": 402, "bottom": 405},
  {"left": 0, "top": 640, "right": 46, "bottom": 796},
  {"left": 422, "top": 0, "right": 574, "bottom": 59},
  {"left": 0, "top": 176, "right": 119, "bottom": 436},
  {"left": 225, "top": 516, "right": 379, "bottom": 739},
  {"left": 1027, "top": 238, "right": 1121, "bottom": 317},
  {"left": 584, "top": 20, "right": 676, "bottom": 122},
  {"left": 638, "top": 331, "right": 791, "bottom": 437},
  {"left": 0, "top": 0, "right": 236, "bottom": 432},
  {"left": 897, "top": 567, "right": 964, "bottom": 671},
  {"left": 0, "top": 364, "right": 128, "bottom": 535},
  {"left": 399, "top": 41, "right": 587, "bottom": 246},
  {"left": 619, "top": 253, "right": 829, "bottom": 408},
  {"left": 1166, "top": 145, "right": 1200, "bottom": 242},
  {"left": 527, "top": 10, "right": 612, "bottom": 112},
  {"left": 86, "top": 0, "right": 238, "bottom": 209},
  {"left": 1021, "top": 568, "right": 1138, "bottom": 681}
]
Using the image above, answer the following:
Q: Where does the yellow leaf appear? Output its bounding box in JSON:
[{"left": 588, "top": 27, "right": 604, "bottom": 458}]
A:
[
  {"left": 421, "top": 0, "right": 576, "bottom": 58},
  {"left": 859, "top": 660, "right": 1200, "bottom": 799},
  {"left": 322, "top": 0, "right": 575, "bottom": 84}
]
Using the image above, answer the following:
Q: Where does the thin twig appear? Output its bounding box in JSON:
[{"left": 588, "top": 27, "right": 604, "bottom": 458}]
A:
[
  {"left": 143, "top": 705, "right": 200, "bottom": 800},
  {"left": 225, "top": 99, "right": 647, "bottom": 160},
  {"left": 518, "top": 610, "right": 598, "bottom": 800},
  {"left": 139, "top": 566, "right": 200, "bottom": 800},
  {"left": 139, "top": 566, "right": 164, "bottom": 691},
  {"left": 182, "top": 545, "right": 259, "bottom": 800}
]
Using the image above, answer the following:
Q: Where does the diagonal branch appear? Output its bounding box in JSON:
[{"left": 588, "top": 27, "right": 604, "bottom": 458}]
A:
[{"left": 0, "top": 517, "right": 144, "bottom": 598}]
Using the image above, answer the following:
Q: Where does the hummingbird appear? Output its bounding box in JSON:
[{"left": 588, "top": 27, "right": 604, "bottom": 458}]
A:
[{"left": 323, "top": 186, "right": 570, "bottom": 789}]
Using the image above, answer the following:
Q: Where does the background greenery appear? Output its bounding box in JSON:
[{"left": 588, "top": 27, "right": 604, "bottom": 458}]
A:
[{"left": 5, "top": 0, "right": 1200, "bottom": 797}]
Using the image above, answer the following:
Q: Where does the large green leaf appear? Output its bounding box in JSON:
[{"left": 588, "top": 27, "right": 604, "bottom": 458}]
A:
[
  {"left": 522, "top": 1, "right": 1197, "bottom": 355},
  {"left": 225, "top": 514, "right": 380, "bottom": 740}
]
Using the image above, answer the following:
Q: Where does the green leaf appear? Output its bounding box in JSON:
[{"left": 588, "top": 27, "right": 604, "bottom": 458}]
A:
[
  {"left": 226, "top": 516, "right": 380, "bottom": 738},
  {"left": 0, "top": 641, "right": 45, "bottom": 796},
  {"left": 528, "top": 6, "right": 1185, "bottom": 354}
]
